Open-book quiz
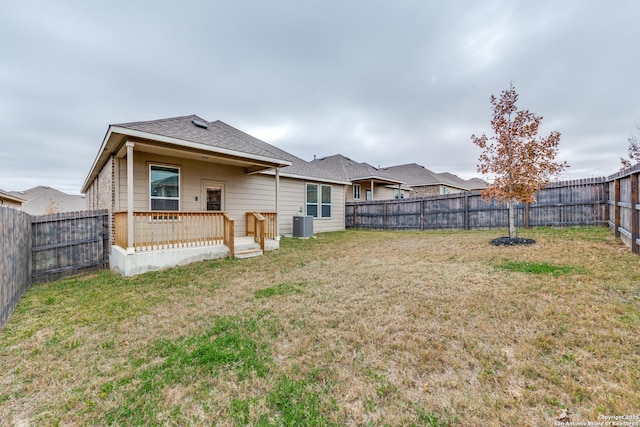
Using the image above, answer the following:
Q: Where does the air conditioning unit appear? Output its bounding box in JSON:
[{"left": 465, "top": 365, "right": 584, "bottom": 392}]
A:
[{"left": 293, "top": 215, "right": 313, "bottom": 238}]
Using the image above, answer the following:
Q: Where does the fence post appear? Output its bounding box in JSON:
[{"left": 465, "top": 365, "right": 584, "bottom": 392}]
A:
[
  {"left": 558, "top": 183, "right": 563, "bottom": 226},
  {"left": 603, "top": 180, "right": 610, "bottom": 225},
  {"left": 353, "top": 204, "right": 358, "bottom": 228},
  {"left": 464, "top": 193, "right": 470, "bottom": 230},
  {"left": 383, "top": 202, "right": 388, "bottom": 231},
  {"left": 102, "top": 212, "right": 110, "bottom": 267},
  {"left": 631, "top": 173, "right": 639, "bottom": 253}
]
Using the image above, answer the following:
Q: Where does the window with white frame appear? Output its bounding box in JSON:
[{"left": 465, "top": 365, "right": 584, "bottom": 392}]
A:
[
  {"left": 353, "top": 184, "right": 361, "bottom": 200},
  {"left": 394, "top": 189, "right": 405, "bottom": 199},
  {"left": 306, "top": 183, "right": 332, "bottom": 218},
  {"left": 150, "top": 165, "right": 180, "bottom": 210}
]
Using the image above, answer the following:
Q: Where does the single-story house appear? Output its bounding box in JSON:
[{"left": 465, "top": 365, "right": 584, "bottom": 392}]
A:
[
  {"left": 381, "top": 163, "right": 487, "bottom": 197},
  {"left": 81, "top": 115, "right": 349, "bottom": 276},
  {"left": 0, "top": 188, "right": 25, "bottom": 209},
  {"left": 309, "top": 154, "right": 408, "bottom": 201}
]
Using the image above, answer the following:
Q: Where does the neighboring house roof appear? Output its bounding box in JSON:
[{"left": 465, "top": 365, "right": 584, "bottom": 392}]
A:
[
  {"left": 211, "top": 121, "right": 350, "bottom": 184},
  {"left": 83, "top": 115, "right": 349, "bottom": 193},
  {"left": 0, "top": 188, "right": 26, "bottom": 205},
  {"left": 435, "top": 172, "right": 488, "bottom": 190},
  {"left": 465, "top": 177, "right": 490, "bottom": 190},
  {"left": 310, "top": 154, "right": 406, "bottom": 186},
  {"left": 381, "top": 163, "right": 487, "bottom": 191},
  {"left": 436, "top": 171, "right": 474, "bottom": 190},
  {"left": 8, "top": 186, "right": 87, "bottom": 215},
  {"left": 381, "top": 163, "right": 443, "bottom": 186}
]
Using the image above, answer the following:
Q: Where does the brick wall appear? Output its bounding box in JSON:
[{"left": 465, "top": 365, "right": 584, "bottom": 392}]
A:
[{"left": 85, "top": 156, "right": 115, "bottom": 246}]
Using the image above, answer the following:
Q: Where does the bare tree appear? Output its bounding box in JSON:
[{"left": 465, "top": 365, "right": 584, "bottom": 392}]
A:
[
  {"left": 471, "top": 83, "right": 568, "bottom": 239},
  {"left": 620, "top": 122, "right": 640, "bottom": 170}
]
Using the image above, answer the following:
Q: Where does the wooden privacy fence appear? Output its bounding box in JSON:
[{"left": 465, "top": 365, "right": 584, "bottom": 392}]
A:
[
  {"left": 0, "top": 206, "right": 31, "bottom": 329},
  {"left": 32, "top": 210, "right": 109, "bottom": 283},
  {"left": 1, "top": 208, "right": 109, "bottom": 329},
  {"left": 607, "top": 163, "right": 640, "bottom": 254},
  {"left": 346, "top": 178, "right": 609, "bottom": 231}
]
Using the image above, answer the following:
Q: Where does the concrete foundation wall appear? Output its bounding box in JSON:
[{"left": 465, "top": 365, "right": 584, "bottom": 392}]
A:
[{"left": 110, "top": 245, "right": 230, "bottom": 276}]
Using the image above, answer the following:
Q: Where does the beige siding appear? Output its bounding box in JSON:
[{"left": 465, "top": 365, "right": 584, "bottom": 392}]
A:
[
  {"left": 278, "top": 178, "right": 345, "bottom": 235},
  {"left": 344, "top": 181, "right": 395, "bottom": 202},
  {"left": 276, "top": 178, "right": 306, "bottom": 235},
  {"left": 346, "top": 183, "right": 361, "bottom": 203},
  {"left": 375, "top": 186, "right": 396, "bottom": 200},
  {"left": 114, "top": 151, "right": 345, "bottom": 237},
  {"left": 0, "top": 199, "right": 23, "bottom": 209},
  {"left": 346, "top": 181, "right": 398, "bottom": 202},
  {"left": 117, "top": 152, "right": 283, "bottom": 236}
]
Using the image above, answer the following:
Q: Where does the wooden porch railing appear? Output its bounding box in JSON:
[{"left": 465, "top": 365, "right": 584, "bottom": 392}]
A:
[
  {"left": 114, "top": 211, "right": 235, "bottom": 257},
  {"left": 246, "top": 212, "right": 277, "bottom": 252},
  {"left": 246, "top": 212, "right": 277, "bottom": 238},
  {"left": 223, "top": 213, "right": 234, "bottom": 258}
]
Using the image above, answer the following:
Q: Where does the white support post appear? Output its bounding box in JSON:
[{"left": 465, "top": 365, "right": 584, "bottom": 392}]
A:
[
  {"left": 126, "top": 141, "right": 135, "bottom": 253},
  {"left": 275, "top": 167, "right": 280, "bottom": 238}
]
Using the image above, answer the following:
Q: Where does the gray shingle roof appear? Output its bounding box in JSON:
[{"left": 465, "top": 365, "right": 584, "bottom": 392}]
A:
[
  {"left": 381, "top": 163, "right": 442, "bottom": 186},
  {"left": 112, "top": 115, "right": 348, "bottom": 183},
  {"left": 210, "top": 121, "right": 349, "bottom": 182},
  {"left": 114, "top": 115, "right": 290, "bottom": 162},
  {"left": 381, "top": 163, "right": 487, "bottom": 190},
  {"left": 310, "top": 154, "right": 404, "bottom": 184},
  {"left": 8, "top": 186, "right": 86, "bottom": 215},
  {"left": 464, "top": 177, "right": 489, "bottom": 190}
]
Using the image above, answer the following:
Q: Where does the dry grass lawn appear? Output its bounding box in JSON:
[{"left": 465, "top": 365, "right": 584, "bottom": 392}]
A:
[{"left": 0, "top": 228, "right": 638, "bottom": 426}]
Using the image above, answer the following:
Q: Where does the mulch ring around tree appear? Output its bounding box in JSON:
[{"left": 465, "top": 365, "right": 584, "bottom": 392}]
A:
[{"left": 491, "top": 237, "right": 536, "bottom": 246}]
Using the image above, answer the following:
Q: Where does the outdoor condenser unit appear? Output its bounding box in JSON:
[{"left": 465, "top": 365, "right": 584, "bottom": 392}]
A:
[{"left": 293, "top": 215, "right": 313, "bottom": 238}]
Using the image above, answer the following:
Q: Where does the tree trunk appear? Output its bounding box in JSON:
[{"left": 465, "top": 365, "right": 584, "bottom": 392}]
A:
[{"left": 508, "top": 200, "right": 517, "bottom": 239}]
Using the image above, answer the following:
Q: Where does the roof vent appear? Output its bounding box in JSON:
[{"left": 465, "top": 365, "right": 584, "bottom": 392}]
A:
[{"left": 191, "top": 119, "right": 208, "bottom": 129}]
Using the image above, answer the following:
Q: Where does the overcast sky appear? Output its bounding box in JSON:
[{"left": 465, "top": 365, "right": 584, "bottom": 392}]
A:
[{"left": 1, "top": 0, "right": 639, "bottom": 194}]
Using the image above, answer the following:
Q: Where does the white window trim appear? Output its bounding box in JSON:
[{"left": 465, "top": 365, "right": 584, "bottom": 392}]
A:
[
  {"left": 306, "top": 183, "right": 332, "bottom": 219},
  {"left": 306, "top": 183, "right": 318, "bottom": 218},
  {"left": 353, "top": 184, "right": 361, "bottom": 200},
  {"left": 149, "top": 164, "right": 181, "bottom": 211},
  {"left": 201, "top": 180, "right": 225, "bottom": 211},
  {"left": 320, "top": 184, "right": 332, "bottom": 218}
]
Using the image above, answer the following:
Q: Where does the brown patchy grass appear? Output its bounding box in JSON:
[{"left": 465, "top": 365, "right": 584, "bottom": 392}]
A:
[{"left": 0, "top": 228, "right": 638, "bottom": 426}]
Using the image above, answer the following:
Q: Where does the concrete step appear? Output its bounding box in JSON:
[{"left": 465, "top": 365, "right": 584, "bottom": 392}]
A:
[{"left": 234, "top": 248, "right": 263, "bottom": 259}]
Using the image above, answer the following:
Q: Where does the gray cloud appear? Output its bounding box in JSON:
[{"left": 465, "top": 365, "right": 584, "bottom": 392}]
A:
[{"left": 1, "top": 0, "right": 639, "bottom": 194}]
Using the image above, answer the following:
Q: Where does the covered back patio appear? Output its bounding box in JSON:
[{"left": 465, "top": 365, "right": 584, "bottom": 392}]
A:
[{"left": 111, "top": 210, "right": 278, "bottom": 276}]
